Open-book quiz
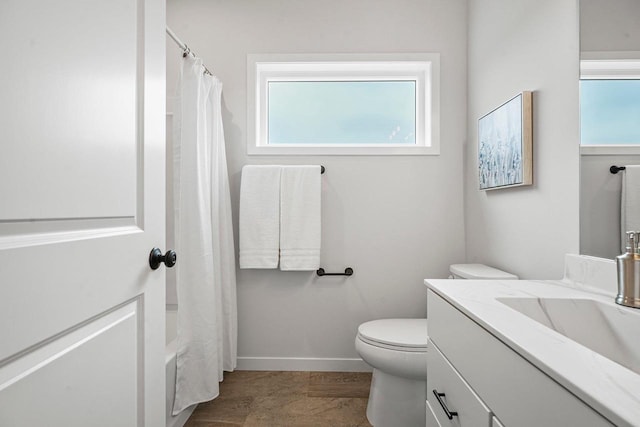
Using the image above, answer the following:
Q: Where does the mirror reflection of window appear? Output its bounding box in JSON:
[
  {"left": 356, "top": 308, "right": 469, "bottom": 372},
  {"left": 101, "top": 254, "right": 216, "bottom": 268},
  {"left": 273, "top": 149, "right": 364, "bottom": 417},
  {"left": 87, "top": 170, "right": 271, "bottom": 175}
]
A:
[
  {"left": 580, "top": 79, "right": 640, "bottom": 145},
  {"left": 580, "top": 59, "right": 640, "bottom": 146}
]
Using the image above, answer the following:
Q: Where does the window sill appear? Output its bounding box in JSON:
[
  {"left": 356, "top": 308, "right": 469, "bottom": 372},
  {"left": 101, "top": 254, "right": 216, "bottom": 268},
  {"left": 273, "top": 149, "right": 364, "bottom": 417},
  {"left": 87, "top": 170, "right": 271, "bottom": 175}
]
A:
[
  {"left": 247, "top": 145, "right": 439, "bottom": 156},
  {"left": 580, "top": 145, "right": 640, "bottom": 156}
]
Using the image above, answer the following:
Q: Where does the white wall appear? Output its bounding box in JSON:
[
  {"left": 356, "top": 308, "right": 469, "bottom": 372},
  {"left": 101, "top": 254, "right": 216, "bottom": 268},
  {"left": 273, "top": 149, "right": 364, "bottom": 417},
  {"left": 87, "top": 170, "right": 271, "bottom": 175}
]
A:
[
  {"left": 465, "top": 0, "right": 580, "bottom": 279},
  {"left": 579, "top": 0, "right": 640, "bottom": 259},
  {"left": 580, "top": 0, "right": 640, "bottom": 53},
  {"left": 167, "top": 0, "right": 468, "bottom": 370}
]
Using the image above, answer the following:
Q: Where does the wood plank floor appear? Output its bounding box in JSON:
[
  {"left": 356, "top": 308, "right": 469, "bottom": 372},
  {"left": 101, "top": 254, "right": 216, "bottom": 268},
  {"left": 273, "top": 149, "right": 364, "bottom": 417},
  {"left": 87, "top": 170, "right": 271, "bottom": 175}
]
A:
[{"left": 184, "top": 371, "right": 373, "bottom": 427}]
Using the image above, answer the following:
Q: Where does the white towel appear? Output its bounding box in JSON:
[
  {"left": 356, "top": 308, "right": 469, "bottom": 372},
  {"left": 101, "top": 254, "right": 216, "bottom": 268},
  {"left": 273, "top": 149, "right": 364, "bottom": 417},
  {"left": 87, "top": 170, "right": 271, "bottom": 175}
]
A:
[
  {"left": 280, "top": 166, "right": 322, "bottom": 271},
  {"left": 239, "top": 165, "right": 282, "bottom": 268},
  {"left": 621, "top": 165, "right": 640, "bottom": 252}
]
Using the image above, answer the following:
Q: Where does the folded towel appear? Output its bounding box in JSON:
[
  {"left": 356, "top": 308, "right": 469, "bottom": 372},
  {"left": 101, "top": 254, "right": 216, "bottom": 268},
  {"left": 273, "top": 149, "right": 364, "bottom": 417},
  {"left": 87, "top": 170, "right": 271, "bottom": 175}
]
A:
[
  {"left": 239, "top": 165, "right": 282, "bottom": 268},
  {"left": 279, "top": 166, "right": 321, "bottom": 271},
  {"left": 621, "top": 165, "right": 640, "bottom": 252}
]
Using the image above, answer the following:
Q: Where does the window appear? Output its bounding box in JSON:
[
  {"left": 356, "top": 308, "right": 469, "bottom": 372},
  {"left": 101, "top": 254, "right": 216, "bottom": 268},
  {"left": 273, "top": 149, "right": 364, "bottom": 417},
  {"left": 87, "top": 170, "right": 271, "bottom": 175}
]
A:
[
  {"left": 581, "top": 80, "right": 640, "bottom": 145},
  {"left": 247, "top": 54, "right": 440, "bottom": 155},
  {"left": 580, "top": 57, "right": 640, "bottom": 153}
]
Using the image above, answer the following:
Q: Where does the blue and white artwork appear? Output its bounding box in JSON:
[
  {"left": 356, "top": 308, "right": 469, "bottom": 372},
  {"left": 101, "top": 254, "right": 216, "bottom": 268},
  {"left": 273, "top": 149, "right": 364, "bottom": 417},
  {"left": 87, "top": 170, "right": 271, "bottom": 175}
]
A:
[{"left": 478, "top": 94, "right": 524, "bottom": 190}]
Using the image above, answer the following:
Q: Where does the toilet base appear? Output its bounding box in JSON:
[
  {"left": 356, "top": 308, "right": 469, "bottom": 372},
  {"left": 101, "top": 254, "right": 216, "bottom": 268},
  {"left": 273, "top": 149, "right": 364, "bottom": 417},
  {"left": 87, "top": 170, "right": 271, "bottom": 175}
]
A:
[{"left": 366, "top": 368, "right": 427, "bottom": 427}]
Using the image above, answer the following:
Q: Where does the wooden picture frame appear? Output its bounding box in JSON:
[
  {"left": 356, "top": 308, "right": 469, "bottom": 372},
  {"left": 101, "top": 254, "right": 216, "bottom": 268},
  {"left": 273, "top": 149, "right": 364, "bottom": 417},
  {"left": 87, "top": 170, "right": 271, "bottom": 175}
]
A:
[{"left": 478, "top": 91, "right": 533, "bottom": 190}]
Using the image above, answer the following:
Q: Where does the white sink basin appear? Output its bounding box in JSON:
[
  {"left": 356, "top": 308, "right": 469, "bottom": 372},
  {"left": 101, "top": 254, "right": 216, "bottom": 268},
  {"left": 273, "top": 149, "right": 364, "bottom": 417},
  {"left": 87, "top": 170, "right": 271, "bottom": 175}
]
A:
[{"left": 497, "top": 297, "right": 640, "bottom": 375}]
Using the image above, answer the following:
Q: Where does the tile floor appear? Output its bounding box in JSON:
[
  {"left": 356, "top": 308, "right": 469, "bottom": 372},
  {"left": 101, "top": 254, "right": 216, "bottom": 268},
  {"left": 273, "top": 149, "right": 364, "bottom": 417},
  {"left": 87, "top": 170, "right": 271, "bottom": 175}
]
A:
[{"left": 184, "top": 371, "right": 373, "bottom": 427}]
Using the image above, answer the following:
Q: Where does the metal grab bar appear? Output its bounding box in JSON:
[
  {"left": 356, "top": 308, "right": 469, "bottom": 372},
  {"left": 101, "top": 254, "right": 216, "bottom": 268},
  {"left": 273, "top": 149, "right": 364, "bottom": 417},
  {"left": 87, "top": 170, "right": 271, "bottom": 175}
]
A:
[{"left": 316, "top": 267, "right": 353, "bottom": 277}]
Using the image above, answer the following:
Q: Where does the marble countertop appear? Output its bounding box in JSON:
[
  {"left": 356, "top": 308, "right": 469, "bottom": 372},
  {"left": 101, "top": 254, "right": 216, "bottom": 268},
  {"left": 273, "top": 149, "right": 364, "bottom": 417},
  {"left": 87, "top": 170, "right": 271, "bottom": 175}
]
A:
[{"left": 425, "top": 277, "right": 640, "bottom": 427}]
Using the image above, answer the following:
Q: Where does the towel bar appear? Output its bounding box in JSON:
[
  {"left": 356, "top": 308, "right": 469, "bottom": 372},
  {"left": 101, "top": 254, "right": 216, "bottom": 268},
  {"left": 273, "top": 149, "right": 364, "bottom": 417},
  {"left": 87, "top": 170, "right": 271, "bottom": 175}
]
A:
[
  {"left": 316, "top": 267, "right": 353, "bottom": 277},
  {"left": 611, "top": 165, "right": 626, "bottom": 174},
  {"left": 321, "top": 165, "right": 325, "bottom": 174}
]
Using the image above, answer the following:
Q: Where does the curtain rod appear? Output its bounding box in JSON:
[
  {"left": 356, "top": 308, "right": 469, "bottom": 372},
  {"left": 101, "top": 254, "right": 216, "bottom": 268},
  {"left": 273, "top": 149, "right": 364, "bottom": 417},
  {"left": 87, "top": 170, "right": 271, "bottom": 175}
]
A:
[
  {"left": 166, "top": 27, "right": 187, "bottom": 51},
  {"left": 166, "top": 26, "right": 213, "bottom": 76}
]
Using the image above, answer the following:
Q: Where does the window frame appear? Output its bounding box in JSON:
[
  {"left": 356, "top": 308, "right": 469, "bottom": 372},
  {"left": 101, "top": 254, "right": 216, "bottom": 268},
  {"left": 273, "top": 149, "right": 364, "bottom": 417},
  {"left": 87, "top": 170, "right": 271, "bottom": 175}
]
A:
[
  {"left": 580, "top": 52, "right": 640, "bottom": 155},
  {"left": 247, "top": 53, "right": 440, "bottom": 156}
]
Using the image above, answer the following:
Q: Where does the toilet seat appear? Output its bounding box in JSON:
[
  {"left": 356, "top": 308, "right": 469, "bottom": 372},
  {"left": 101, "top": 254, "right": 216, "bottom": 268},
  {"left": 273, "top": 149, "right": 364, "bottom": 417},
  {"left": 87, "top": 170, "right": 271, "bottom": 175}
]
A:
[{"left": 357, "top": 319, "right": 427, "bottom": 352}]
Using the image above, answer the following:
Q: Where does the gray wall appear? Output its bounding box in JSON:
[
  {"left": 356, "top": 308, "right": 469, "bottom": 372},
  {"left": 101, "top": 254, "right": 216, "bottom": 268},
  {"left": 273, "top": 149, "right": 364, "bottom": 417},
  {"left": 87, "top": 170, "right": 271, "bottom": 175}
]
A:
[
  {"left": 465, "top": 0, "right": 580, "bottom": 279},
  {"left": 580, "top": 0, "right": 640, "bottom": 53},
  {"left": 581, "top": 155, "right": 640, "bottom": 258},
  {"left": 167, "top": 0, "right": 468, "bottom": 369},
  {"left": 579, "top": 0, "right": 640, "bottom": 259}
]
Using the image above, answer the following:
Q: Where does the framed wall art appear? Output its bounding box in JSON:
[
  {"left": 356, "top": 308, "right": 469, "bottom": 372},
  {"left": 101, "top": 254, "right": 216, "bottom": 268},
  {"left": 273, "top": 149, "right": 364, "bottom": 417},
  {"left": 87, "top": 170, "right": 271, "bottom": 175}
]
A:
[{"left": 478, "top": 91, "right": 532, "bottom": 190}]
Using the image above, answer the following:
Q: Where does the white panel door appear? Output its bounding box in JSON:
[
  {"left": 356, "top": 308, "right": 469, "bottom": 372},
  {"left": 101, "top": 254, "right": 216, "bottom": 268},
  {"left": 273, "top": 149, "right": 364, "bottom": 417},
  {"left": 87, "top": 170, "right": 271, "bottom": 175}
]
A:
[{"left": 0, "top": 1, "right": 166, "bottom": 426}]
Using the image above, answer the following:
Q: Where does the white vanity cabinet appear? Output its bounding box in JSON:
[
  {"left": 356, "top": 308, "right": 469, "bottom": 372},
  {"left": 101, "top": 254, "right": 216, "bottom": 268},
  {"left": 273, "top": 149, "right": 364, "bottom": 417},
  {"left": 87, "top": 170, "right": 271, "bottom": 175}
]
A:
[{"left": 426, "top": 289, "right": 614, "bottom": 427}]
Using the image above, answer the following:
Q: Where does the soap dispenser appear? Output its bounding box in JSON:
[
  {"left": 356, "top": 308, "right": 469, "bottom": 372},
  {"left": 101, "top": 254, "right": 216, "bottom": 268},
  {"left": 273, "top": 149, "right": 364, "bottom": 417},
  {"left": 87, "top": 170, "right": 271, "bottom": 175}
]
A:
[{"left": 616, "top": 231, "right": 640, "bottom": 308}]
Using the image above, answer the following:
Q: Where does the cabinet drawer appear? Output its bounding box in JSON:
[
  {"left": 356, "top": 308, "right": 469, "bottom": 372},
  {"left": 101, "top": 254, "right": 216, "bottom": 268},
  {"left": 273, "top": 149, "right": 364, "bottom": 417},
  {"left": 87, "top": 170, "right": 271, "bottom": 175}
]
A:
[
  {"left": 426, "top": 400, "right": 443, "bottom": 427},
  {"left": 427, "top": 340, "right": 491, "bottom": 427},
  {"left": 492, "top": 416, "right": 505, "bottom": 427}
]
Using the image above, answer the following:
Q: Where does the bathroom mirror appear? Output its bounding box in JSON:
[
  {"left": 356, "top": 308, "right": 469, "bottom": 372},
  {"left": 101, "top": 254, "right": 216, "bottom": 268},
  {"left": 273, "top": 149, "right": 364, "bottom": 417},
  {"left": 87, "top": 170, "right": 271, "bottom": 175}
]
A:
[{"left": 579, "top": 0, "right": 640, "bottom": 259}]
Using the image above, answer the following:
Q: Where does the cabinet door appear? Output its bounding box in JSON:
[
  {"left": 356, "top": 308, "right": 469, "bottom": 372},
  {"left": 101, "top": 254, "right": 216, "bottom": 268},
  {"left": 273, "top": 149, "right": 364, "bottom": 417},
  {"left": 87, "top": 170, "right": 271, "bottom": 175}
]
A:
[{"left": 428, "top": 340, "right": 492, "bottom": 427}]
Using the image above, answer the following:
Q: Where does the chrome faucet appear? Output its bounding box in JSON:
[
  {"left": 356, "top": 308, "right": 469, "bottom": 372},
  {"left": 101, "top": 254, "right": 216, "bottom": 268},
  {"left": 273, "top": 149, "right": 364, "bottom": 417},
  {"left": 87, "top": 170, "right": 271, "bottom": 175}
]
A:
[{"left": 616, "top": 231, "right": 640, "bottom": 308}]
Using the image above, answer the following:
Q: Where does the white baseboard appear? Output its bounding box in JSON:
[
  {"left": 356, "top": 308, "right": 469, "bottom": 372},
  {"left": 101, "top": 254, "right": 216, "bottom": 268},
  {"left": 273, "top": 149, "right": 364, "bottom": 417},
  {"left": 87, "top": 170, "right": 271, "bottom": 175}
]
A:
[{"left": 236, "top": 357, "right": 372, "bottom": 372}]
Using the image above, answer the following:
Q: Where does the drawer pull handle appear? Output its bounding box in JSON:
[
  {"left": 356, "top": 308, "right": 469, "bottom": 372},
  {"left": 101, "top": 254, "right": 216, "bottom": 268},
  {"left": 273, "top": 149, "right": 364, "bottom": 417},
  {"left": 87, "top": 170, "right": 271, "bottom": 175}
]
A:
[{"left": 433, "top": 389, "right": 458, "bottom": 420}]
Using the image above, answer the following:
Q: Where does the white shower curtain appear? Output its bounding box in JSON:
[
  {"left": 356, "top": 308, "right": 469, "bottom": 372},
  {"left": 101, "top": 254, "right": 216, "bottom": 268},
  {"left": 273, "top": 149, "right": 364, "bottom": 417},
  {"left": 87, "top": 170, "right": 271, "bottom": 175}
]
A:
[{"left": 172, "top": 55, "right": 237, "bottom": 415}]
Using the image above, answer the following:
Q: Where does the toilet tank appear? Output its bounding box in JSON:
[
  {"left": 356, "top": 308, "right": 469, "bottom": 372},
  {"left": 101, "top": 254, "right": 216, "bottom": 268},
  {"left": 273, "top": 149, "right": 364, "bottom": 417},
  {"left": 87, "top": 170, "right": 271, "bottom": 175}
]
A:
[{"left": 449, "top": 263, "right": 518, "bottom": 280}]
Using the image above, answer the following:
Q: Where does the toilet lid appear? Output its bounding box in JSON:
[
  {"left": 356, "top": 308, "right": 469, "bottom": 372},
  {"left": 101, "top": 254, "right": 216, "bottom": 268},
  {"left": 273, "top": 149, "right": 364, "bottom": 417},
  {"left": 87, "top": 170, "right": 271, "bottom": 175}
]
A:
[{"left": 357, "top": 319, "right": 428, "bottom": 350}]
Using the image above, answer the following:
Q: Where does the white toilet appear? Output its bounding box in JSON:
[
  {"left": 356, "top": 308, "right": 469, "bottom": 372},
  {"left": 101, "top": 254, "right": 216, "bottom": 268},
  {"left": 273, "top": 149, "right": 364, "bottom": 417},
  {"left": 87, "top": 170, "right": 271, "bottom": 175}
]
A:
[{"left": 355, "top": 263, "right": 518, "bottom": 427}]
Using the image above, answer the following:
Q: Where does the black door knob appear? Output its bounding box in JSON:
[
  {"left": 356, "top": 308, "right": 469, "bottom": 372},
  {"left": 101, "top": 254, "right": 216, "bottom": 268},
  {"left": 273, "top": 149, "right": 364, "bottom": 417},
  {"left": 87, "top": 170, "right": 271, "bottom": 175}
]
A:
[{"left": 149, "top": 248, "right": 177, "bottom": 270}]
